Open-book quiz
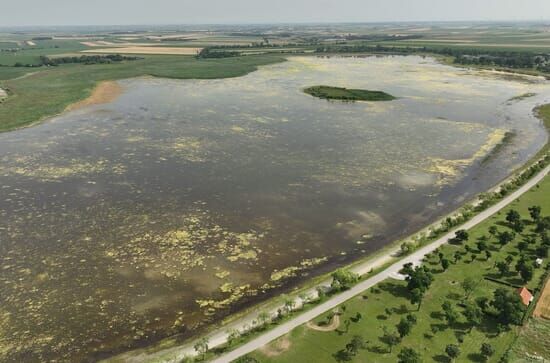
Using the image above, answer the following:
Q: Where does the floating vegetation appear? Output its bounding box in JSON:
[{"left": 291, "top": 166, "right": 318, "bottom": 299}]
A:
[
  {"left": 0, "top": 156, "right": 127, "bottom": 180},
  {"left": 507, "top": 92, "right": 537, "bottom": 103},
  {"left": 270, "top": 258, "right": 328, "bottom": 282},
  {"left": 0, "top": 55, "right": 547, "bottom": 362}
]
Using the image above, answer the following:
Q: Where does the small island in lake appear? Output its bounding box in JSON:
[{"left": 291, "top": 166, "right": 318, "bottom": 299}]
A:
[{"left": 304, "top": 85, "right": 396, "bottom": 101}]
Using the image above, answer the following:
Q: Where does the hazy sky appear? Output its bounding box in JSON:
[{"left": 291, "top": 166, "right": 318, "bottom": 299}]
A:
[{"left": 2, "top": 0, "right": 549, "bottom": 26}]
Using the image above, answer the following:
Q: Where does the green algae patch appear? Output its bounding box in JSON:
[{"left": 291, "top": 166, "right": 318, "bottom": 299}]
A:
[{"left": 303, "top": 85, "right": 396, "bottom": 101}]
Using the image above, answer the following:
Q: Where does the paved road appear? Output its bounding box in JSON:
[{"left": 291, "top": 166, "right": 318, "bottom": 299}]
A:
[{"left": 211, "top": 165, "right": 549, "bottom": 363}]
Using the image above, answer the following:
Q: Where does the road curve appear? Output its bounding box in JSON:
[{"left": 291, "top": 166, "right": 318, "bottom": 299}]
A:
[{"left": 211, "top": 164, "right": 549, "bottom": 363}]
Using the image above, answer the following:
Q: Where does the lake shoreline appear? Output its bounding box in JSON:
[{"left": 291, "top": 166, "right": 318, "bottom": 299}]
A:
[{"left": 65, "top": 80, "right": 123, "bottom": 112}]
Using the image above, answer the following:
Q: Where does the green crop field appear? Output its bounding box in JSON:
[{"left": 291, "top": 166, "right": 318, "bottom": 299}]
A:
[{"left": 247, "top": 175, "right": 550, "bottom": 363}]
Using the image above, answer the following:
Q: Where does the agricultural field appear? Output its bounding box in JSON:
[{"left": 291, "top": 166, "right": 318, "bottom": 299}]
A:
[{"left": 247, "top": 175, "right": 550, "bottom": 363}]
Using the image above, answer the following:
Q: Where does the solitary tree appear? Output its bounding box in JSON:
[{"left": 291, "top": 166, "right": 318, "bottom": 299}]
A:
[
  {"left": 441, "top": 258, "right": 450, "bottom": 271},
  {"left": 257, "top": 311, "right": 271, "bottom": 328},
  {"left": 461, "top": 277, "right": 477, "bottom": 299},
  {"left": 496, "top": 261, "right": 509, "bottom": 276},
  {"left": 397, "top": 347, "right": 422, "bottom": 363},
  {"left": 498, "top": 231, "right": 516, "bottom": 246},
  {"left": 397, "top": 317, "right": 413, "bottom": 338},
  {"left": 406, "top": 313, "right": 417, "bottom": 325},
  {"left": 455, "top": 229, "right": 469, "bottom": 243},
  {"left": 442, "top": 301, "right": 459, "bottom": 326},
  {"left": 536, "top": 216, "right": 550, "bottom": 233},
  {"left": 345, "top": 335, "right": 365, "bottom": 356},
  {"left": 410, "top": 288, "right": 425, "bottom": 311},
  {"left": 491, "top": 288, "right": 524, "bottom": 326},
  {"left": 506, "top": 209, "right": 521, "bottom": 226},
  {"left": 517, "top": 241, "right": 529, "bottom": 253},
  {"left": 489, "top": 225, "right": 498, "bottom": 237},
  {"left": 194, "top": 337, "right": 210, "bottom": 360},
  {"left": 476, "top": 239, "right": 488, "bottom": 252},
  {"left": 445, "top": 344, "right": 461, "bottom": 363},
  {"left": 454, "top": 251, "right": 463, "bottom": 264},
  {"left": 463, "top": 302, "right": 483, "bottom": 331},
  {"left": 406, "top": 266, "right": 433, "bottom": 292},
  {"left": 528, "top": 205, "right": 541, "bottom": 222},
  {"left": 519, "top": 264, "right": 534, "bottom": 283},
  {"left": 383, "top": 331, "right": 401, "bottom": 353},
  {"left": 226, "top": 329, "right": 240, "bottom": 345},
  {"left": 480, "top": 343, "right": 495, "bottom": 362},
  {"left": 331, "top": 269, "right": 359, "bottom": 291}
]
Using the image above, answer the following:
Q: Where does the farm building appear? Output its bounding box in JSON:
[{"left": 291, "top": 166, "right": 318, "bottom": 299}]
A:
[{"left": 517, "top": 286, "right": 534, "bottom": 306}]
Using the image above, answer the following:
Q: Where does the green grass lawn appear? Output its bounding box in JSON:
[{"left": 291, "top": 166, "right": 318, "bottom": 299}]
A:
[
  {"left": 247, "top": 175, "right": 550, "bottom": 363},
  {"left": 0, "top": 54, "right": 285, "bottom": 131}
]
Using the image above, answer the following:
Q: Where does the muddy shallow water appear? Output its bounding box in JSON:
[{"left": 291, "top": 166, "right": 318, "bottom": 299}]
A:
[{"left": 0, "top": 56, "right": 549, "bottom": 361}]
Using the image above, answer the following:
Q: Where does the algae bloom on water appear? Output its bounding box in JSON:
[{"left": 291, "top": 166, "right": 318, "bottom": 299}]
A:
[{"left": 303, "top": 85, "right": 396, "bottom": 101}]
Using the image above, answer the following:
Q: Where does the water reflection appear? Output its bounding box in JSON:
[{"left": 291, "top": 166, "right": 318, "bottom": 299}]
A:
[{"left": 0, "top": 56, "right": 548, "bottom": 361}]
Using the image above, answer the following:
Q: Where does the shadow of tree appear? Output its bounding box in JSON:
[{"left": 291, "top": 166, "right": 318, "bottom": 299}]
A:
[
  {"left": 333, "top": 349, "right": 353, "bottom": 362},
  {"left": 433, "top": 354, "right": 449, "bottom": 363},
  {"left": 393, "top": 304, "right": 409, "bottom": 314},
  {"left": 430, "top": 311, "right": 444, "bottom": 320},
  {"left": 378, "top": 282, "right": 409, "bottom": 299},
  {"left": 367, "top": 345, "right": 387, "bottom": 354},
  {"left": 467, "top": 353, "right": 485, "bottom": 362},
  {"left": 430, "top": 323, "right": 448, "bottom": 333}
]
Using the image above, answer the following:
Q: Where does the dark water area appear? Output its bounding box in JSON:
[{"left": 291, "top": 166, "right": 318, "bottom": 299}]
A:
[{"left": 0, "top": 56, "right": 548, "bottom": 361}]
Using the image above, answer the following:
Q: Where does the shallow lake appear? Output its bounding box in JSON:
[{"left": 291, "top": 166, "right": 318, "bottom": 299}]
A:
[{"left": 0, "top": 56, "right": 549, "bottom": 361}]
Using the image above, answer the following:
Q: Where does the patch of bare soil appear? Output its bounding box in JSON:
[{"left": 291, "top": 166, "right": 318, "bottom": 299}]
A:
[
  {"left": 259, "top": 335, "right": 292, "bottom": 357},
  {"left": 533, "top": 278, "right": 550, "bottom": 320},
  {"left": 66, "top": 81, "right": 122, "bottom": 111},
  {"left": 306, "top": 312, "right": 341, "bottom": 332}
]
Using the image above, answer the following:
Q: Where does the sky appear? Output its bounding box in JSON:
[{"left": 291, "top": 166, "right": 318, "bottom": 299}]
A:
[{"left": 1, "top": 0, "right": 549, "bottom": 27}]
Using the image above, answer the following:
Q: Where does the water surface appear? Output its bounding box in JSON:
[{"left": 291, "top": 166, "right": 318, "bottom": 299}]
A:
[{"left": 0, "top": 56, "right": 549, "bottom": 361}]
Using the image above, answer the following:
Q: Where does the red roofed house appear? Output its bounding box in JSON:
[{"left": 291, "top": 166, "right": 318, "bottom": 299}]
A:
[{"left": 517, "top": 286, "right": 534, "bottom": 306}]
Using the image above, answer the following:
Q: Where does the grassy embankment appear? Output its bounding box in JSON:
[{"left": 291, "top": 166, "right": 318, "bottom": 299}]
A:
[
  {"left": 0, "top": 53, "right": 284, "bottom": 132},
  {"left": 247, "top": 174, "right": 550, "bottom": 363},
  {"left": 303, "top": 85, "right": 396, "bottom": 101}
]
